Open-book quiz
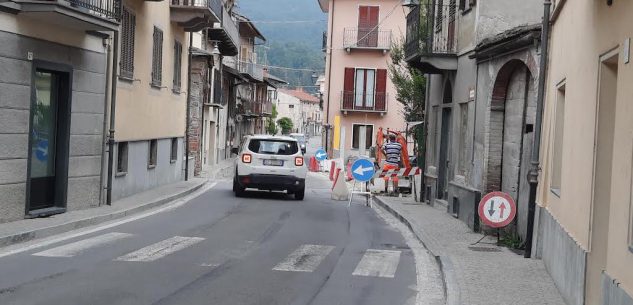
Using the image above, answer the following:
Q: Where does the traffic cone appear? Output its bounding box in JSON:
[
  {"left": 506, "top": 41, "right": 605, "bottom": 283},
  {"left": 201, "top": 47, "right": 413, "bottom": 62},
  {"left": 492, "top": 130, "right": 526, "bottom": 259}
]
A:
[{"left": 346, "top": 160, "right": 353, "bottom": 181}]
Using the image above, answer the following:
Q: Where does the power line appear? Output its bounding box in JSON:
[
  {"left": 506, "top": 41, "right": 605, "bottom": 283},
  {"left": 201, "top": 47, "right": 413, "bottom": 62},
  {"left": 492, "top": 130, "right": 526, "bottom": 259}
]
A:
[{"left": 238, "top": 20, "right": 326, "bottom": 24}]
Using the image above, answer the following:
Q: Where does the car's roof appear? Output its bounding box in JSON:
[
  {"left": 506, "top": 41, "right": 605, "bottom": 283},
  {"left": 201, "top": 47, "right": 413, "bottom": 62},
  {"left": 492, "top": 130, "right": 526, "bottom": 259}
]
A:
[
  {"left": 289, "top": 133, "right": 305, "bottom": 136},
  {"left": 248, "top": 134, "right": 297, "bottom": 141}
]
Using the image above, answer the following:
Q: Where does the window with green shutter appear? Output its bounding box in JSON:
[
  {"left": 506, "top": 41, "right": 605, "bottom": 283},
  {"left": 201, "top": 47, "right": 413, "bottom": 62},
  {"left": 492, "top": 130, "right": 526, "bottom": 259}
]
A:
[
  {"left": 120, "top": 7, "right": 135, "bottom": 80},
  {"left": 173, "top": 40, "right": 183, "bottom": 93}
]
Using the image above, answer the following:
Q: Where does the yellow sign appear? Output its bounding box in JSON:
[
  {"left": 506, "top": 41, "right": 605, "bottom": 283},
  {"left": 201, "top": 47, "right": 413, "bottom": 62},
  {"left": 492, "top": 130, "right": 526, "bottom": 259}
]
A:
[{"left": 333, "top": 115, "right": 340, "bottom": 149}]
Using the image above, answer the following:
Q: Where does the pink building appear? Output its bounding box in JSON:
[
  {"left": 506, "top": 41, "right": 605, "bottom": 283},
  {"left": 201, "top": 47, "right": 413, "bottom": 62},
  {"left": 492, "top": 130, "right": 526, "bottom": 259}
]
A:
[{"left": 318, "top": 0, "right": 406, "bottom": 156}]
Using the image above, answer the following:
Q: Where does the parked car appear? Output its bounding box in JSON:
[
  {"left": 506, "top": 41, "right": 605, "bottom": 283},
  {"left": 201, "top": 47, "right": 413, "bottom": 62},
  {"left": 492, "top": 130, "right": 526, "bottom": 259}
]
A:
[
  {"left": 233, "top": 135, "right": 307, "bottom": 200},
  {"left": 289, "top": 133, "right": 307, "bottom": 154}
]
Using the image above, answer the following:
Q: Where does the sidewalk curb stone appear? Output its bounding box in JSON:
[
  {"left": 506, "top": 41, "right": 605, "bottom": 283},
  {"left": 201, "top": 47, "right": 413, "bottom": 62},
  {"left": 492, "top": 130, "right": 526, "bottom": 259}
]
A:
[
  {"left": 0, "top": 180, "right": 207, "bottom": 249},
  {"left": 373, "top": 196, "right": 460, "bottom": 305}
]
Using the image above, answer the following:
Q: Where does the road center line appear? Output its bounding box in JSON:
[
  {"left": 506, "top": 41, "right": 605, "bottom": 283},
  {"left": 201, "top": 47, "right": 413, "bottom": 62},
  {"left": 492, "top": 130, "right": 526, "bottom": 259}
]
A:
[
  {"left": 116, "top": 236, "right": 205, "bottom": 262},
  {"left": 273, "top": 244, "right": 335, "bottom": 272},
  {"left": 32, "top": 232, "right": 134, "bottom": 257},
  {"left": 352, "top": 249, "right": 401, "bottom": 278}
]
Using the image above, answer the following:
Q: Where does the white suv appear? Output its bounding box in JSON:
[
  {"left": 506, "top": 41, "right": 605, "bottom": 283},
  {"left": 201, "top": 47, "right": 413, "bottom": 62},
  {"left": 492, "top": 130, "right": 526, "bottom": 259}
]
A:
[{"left": 233, "top": 135, "right": 308, "bottom": 200}]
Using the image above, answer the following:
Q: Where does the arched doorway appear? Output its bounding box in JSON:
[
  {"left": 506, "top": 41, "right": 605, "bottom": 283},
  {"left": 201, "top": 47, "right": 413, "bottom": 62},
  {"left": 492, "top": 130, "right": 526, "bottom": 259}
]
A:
[
  {"left": 485, "top": 60, "right": 536, "bottom": 239},
  {"left": 437, "top": 80, "right": 453, "bottom": 200}
]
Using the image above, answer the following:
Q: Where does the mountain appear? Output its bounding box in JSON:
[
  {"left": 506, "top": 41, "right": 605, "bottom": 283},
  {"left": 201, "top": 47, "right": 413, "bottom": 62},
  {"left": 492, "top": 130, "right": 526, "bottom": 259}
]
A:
[{"left": 236, "top": 0, "right": 327, "bottom": 91}]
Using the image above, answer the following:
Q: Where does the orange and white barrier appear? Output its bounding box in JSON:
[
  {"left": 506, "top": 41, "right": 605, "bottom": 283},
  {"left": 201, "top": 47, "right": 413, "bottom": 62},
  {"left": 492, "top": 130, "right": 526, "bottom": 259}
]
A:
[{"left": 373, "top": 167, "right": 422, "bottom": 178}]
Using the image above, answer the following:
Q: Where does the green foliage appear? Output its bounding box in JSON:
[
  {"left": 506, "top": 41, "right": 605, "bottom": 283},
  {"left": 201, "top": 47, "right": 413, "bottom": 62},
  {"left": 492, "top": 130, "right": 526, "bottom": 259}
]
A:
[
  {"left": 277, "top": 117, "right": 294, "bottom": 134},
  {"left": 259, "top": 42, "right": 324, "bottom": 92},
  {"left": 266, "top": 104, "right": 279, "bottom": 135},
  {"left": 387, "top": 38, "right": 426, "bottom": 123},
  {"left": 499, "top": 232, "right": 524, "bottom": 250}
]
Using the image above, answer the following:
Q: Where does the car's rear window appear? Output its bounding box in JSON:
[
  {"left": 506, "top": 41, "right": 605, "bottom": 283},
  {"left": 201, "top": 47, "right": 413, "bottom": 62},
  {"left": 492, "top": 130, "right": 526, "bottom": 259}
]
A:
[{"left": 248, "top": 139, "right": 298, "bottom": 155}]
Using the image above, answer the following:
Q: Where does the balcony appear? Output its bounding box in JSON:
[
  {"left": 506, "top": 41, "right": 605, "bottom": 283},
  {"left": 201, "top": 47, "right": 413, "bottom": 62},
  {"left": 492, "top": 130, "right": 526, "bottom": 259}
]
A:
[
  {"left": 2, "top": 0, "right": 121, "bottom": 31},
  {"left": 239, "top": 61, "right": 264, "bottom": 82},
  {"left": 340, "top": 91, "right": 388, "bottom": 114},
  {"left": 261, "top": 98, "right": 273, "bottom": 116},
  {"left": 343, "top": 28, "right": 392, "bottom": 53},
  {"left": 405, "top": 1, "right": 458, "bottom": 73},
  {"left": 207, "top": 6, "right": 239, "bottom": 56},
  {"left": 170, "top": 0, "right": 221, "bottom": 32}
]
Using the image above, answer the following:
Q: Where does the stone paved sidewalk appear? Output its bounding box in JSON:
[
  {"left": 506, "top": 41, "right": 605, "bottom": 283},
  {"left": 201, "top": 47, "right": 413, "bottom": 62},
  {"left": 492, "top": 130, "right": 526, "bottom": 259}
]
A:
[
  {"left": 0, "top": 178, "right": 207, "bottom": 249},
  {"left": 374, "top": 196, "right": 566, "bottom": 305}
]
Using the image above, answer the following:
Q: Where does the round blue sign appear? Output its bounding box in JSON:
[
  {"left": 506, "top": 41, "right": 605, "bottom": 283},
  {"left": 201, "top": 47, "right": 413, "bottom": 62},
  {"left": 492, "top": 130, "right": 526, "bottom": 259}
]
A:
[
  {"left": 315, "top": 148, "right": 328, "bottom": 161},
  {"left": 351, "top": 158, "right": 375, "bottom": 182},
  {"left": 35, "top": 140, "right": 49, "bottom": 161}
]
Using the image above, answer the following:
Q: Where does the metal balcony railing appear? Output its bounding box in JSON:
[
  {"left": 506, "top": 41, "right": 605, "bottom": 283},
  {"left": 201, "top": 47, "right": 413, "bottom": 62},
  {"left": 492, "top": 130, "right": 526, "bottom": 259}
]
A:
[
  {"left": 68, "top": 0, "right": 121, "bottom": 21},
  {"left": 341, "top": 91, "right": 388, "bottom": 112},
  {"left": 343, "top": 28, "right": 392, "bottom": 50},
  {"left": 262, "top": 99, "right": 273, "bottom": 115},
  {"left": 170, "top": 0, "right": 222, "bottom": 18},
  {"left": 239, "top": 61, "right": 264, "bottom": 82},
  {"left": 221, "top": 8, "right": 239, "bottom": 49},
  {"left": 405, "top": 1, "right": 457, "bottom": 59}
]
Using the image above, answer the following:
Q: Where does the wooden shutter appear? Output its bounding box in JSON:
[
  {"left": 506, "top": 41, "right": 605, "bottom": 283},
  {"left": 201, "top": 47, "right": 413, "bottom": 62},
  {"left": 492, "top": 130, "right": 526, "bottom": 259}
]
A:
[
  {"left": 173, "top": 40, "right": 182, "bottom": 91},
  {"left": 343, "top": 67, "right": 355, "bottom": 109},
  {"left": 120, "top": 7, "right": 135, "bottom": 79},
  {"left": 358, "top": 6, "right": 369, "bottom": 28},
  {"left": 375, "top": 69, "right": 387, "bottom": 111},
  {"left": 152, "top": 27, "right": 163, "bottom": 87}
]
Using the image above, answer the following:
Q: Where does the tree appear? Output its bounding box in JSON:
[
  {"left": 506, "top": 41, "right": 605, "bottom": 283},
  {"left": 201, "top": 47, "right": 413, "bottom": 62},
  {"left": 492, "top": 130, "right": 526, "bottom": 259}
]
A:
[
  {"left": 387, "top": 38, "right": 426, "bottom": 123},
  {"left": 277, "top": 117, "right": 294, "bottom": 135},
  {"left": 266, "top": 104, "right": 279, "bottom": 135}
]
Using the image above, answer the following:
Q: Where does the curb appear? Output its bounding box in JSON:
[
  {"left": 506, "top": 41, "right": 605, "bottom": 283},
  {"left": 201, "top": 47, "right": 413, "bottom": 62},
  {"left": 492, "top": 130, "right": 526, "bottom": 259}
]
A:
[
  {"left": 373, "top": 196, "right": 460, "bottom": 305},
  {"left": 0, "top": 180, "right": 207, "bottom": 249}
]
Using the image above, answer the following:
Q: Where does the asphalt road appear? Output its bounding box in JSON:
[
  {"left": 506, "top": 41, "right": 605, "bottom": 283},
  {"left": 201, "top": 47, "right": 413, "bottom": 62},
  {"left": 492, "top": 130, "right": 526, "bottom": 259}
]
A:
[{"left": 0, "top": 138, "right": 442, "bottom": 305}]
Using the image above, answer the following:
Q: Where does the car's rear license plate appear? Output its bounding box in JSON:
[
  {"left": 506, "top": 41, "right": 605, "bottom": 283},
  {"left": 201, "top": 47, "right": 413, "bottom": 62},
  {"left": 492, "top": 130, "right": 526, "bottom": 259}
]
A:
[{"left": 263, "top": 159, "right": 284, "bottom": 166}]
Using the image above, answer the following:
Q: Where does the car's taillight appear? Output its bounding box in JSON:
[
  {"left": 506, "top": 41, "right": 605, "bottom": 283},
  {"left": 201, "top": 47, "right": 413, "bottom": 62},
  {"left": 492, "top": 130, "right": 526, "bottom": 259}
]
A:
[
  {"left": 242, "top": 154, "right": 252, "bottom": 163},
  {"left": 295, "top": 157, "right": 304, "bottom": 166}
]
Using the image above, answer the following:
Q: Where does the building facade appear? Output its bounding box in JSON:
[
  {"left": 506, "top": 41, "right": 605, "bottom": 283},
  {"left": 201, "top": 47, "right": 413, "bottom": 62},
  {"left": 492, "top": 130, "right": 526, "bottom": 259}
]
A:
[
  {"left": 535, "top": 1, "right": 633, "bottom": 304},
  {"left": 277, "top": 88, "right": 321, "bottom": 136},
  {"left": 318, "top": 0, "right": 407, "bottom": 157},
  {"left": 405, "top": 0, "right": 543, "bottom": 243},
  {"left": 0, "top": 0, "right": 119, "bottom": 221}
]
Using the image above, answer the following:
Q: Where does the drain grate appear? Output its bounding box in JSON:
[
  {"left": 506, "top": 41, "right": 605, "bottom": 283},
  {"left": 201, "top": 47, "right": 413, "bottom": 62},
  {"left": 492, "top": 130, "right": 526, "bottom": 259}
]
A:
[
  {"left": 468, "top": 246, "right": 502, "bottom": 252},
  {"left": 382, "top": 243, "right": 411, "bottom": 250}
]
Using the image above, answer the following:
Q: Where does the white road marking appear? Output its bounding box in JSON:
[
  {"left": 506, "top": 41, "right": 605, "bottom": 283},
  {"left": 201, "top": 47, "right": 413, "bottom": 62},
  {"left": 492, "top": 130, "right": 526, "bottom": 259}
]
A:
[
  {"left": 273, "top": 244, "right": 335, "bottom": 272},
  {"left": 32, "top": 232, "right": 133, "bottom": 257},
  {"left": 0, "top": 182, "right": 216, "bottom": 259},
  {"left": 352, "top": 249, "right": 401, "bottom": 278},
  {"left": 115, "top": 236, "right": 204, "bottom": 262}
]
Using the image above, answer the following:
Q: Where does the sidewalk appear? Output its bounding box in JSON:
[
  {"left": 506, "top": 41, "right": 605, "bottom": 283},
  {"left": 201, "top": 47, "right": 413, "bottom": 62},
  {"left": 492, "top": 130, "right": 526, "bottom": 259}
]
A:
[
  {"left": 0, "top": 178, "right": 207, "bottom": 249},
  {"left": 374, "top": 196, "right": 566, "bottom": 305},
  {"left": 200, "top": 157, "right": 236, "bottom": 180}
]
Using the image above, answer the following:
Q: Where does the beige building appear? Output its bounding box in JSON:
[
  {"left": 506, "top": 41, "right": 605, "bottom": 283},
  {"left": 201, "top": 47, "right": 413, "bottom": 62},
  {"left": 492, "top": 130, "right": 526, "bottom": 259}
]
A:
[
  {"left": 277, "top": 88, "right": 322, "bottom": 136},
  {"left": 535, "top": 1, "right": 633, "bottom": 304},
  {"left": 318, "top": 0, "right": 407, "bottom": 156}
]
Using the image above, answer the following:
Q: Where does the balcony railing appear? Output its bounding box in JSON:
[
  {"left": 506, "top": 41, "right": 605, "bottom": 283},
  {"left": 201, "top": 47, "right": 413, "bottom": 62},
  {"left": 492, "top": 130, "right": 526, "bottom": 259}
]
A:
[
  {"left": 405, "top": 1, "right": 457, "bottom": 59},
  {"left": 220, "top": 7, "right": 239, "bottom": 49},
  {"left": 68, "top": 0, "right": 121, "bottom": 21},
  {"left": 262, "top": 99, "right": 273, "bottom": 115},
  {"left": 170, "top": 0, "right": 221, "bottom": 31},
  {"left": 239, "top": 61, "right": 264, "bottom": 82},
  {"left": 343, "top": 28, "right": 392, "bottom": 51},
  {"left": 341, "top": 91, "right": 388, "bottom": 113}
]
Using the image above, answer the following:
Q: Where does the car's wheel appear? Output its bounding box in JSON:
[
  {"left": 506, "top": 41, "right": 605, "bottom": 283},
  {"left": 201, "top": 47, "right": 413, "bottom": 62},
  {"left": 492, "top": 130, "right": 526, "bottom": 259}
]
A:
[
  {"left": 294, "top": 187, "right": 305, "bottom": 200},
  {"left": 233, "top": 177, "right": 245, "bottom": 197}
]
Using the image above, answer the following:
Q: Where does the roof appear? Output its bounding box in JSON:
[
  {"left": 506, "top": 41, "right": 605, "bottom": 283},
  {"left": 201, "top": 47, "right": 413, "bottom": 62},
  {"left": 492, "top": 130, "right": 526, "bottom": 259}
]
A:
[
  {"left": 234, "top": 13, "right": 266, "bottom": 41},
  {"left": 472, "top": 24, "right": 542, "bottom": 60},
  {"left": 317, "top": 0, "right": 328, "bottom": 12},
  {"left": 279, "top": 88, "right": 320, "bottom": 104},
  {"left": 248, "top": 134, "right": 297, "bottom": 142}
]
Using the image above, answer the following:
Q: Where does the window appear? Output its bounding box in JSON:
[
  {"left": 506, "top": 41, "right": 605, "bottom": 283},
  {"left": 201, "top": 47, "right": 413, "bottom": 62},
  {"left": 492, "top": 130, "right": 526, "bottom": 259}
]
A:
[
  {"left": 358, "top": 6, "right": 379, "bottom": 47},
  {"left": 173, "top": 41, "right": 183, "bottom": 93},
  {"left": 459, "top": 0, "right": 476, "bottom": 11},
  {"left": 352, "top": 124, "right": 373, "bottom": 150},
  {"left": 170, "top": 138, "right": 178, "bottom": 163},
  {"left": 289, "top": 104, "right": 294, "bottom": 109},
  {"left": 151, "top": 27, "right": 164, "bottom": 88},
  {"left": 248, "top": 139, "right": 298, "bottom": 155},
  {"left": 148, "top": 139, "right": 157, "bottom": 168},
  {"left": 117, "top": 142, "right": 128, "bottom": 174},
  {"left": 551, "top": 83, "right": 565, "bottom": 196},
  {"left": 458, "top": 103, "right": 468, "bottom": 175},
  {"left": 436, "top": 0, "right": 444, "bottom": 31},
  {"left": 120, "top": 7, "right": 136, "bottom": 80},
  {"left": 343, "top": 67, "right": 387, "bottom": 111},
  {"left": 355, "top": 69, "right": 376, "bottom": 107}
]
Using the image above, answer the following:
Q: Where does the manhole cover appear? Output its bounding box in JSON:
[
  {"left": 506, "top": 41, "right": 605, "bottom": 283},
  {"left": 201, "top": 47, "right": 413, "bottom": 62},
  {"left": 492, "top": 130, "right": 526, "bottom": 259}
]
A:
[{"left": 468, "top": 246, "right": 502, "bottom": 252}]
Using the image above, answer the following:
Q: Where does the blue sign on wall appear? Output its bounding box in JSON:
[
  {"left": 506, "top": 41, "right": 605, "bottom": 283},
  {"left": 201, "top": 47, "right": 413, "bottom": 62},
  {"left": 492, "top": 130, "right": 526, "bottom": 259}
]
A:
[
  {"left": 351, "top": 158, "right": 375, "bottom": 182},
  {"left": 35, "top": 140, "right": 49, "bottom": 161},
  {"left": 315, "top": 148, "right": 327, "bottom": 161}
]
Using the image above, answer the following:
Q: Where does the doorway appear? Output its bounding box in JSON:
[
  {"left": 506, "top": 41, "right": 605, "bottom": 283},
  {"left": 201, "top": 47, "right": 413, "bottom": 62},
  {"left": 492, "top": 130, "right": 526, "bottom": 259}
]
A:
[
  {"left": 437, "top": 81, "right": 453, "bottom": 200},
  {"left": 27, "top": 63, "right": 72, "bottom": 215},
  {"left": 208, "top": 121, "right": 216, "bottom": 166},
  {"left": 586, "top": 50, "right": 619, "bottom": 305}
]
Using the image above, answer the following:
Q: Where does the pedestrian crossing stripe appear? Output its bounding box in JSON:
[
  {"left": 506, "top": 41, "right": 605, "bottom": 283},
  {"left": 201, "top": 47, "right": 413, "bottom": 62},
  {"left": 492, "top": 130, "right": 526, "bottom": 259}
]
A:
[
  {"left": 273, "top": 244, "right": 335, "bottom": 272},
  {"left": 115, "top": 236, "right": 204, "bottom": 262},
  {"left": 352, "top": 249, "right": 401, "bottom": 278},
  {"left": 32, "top": 232, "right": 133, "bottom": 258}
]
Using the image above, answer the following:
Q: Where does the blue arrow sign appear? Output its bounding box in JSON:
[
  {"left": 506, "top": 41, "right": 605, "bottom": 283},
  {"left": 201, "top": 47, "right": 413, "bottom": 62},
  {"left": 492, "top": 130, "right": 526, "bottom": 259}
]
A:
[
  {"left": 35, "top": 139, "right": 49, "bottom": 161},
  {"left": 315, "top": 148, "right": 327, "bottom": 161},
  {"left": 351, "top": 158, "right": 375, "bottom": 182}
]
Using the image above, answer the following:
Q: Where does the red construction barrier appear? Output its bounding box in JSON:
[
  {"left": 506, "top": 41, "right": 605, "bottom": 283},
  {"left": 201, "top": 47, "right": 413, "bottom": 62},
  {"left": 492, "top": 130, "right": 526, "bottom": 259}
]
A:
[
  {"left": 331, "top": 168, "right": 341, "bottom": 190},
  {"left": 346, "top": 160, "right": 353, "bottom": 181},
  {"left": 329, "top": 161, "right": 336, "bottom": 181}
]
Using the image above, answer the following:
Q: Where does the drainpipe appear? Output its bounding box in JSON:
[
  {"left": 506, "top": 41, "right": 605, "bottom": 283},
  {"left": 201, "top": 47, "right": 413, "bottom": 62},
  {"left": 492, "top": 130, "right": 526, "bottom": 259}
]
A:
[
  {"left": 106, "top": 30, "right": 119, "bottom": 206},
  {"left": 100, "top": 35, "right": 112, "bottom": 207},
  {"left": 420, "top": 75, "right": 431, "bottom": 204},
  {"left": 324, "top": 0, "right": 335, "bottom": 154},
  {"left": 524, "top": 0, "right": 551, "bottom": 258},
  {"left": 185, "top": 31, "right": 193, "bottom": 181}
]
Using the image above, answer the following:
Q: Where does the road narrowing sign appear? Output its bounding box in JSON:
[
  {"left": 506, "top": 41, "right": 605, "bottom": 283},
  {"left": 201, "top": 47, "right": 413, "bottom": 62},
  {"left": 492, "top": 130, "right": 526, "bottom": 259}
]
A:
[
  {"left": 477, "top": 191, "right": 517, "bottom": 228},
  {"left": 350, "top": 158, "right": 375, "bottom": 182},
  {"left": 315, "top": 148, "right": 327, "bottom": 161}
]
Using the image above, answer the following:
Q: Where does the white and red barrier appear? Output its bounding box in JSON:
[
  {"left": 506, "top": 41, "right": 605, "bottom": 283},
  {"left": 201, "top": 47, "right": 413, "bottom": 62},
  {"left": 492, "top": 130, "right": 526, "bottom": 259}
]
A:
[{"left": 373, "top": 166, "right": 422, "bottom": 178}]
